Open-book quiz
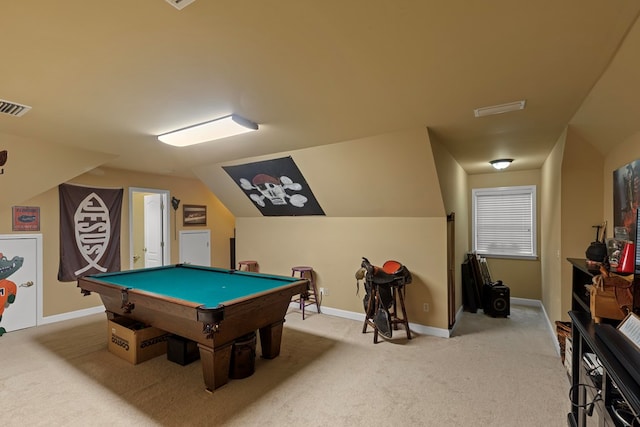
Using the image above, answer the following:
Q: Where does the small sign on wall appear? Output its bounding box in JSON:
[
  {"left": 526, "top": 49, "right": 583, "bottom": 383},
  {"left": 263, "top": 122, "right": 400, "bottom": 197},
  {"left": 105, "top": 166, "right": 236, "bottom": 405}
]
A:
[{"left": 12, "top": 206, "right": 40, "bottom": 231}]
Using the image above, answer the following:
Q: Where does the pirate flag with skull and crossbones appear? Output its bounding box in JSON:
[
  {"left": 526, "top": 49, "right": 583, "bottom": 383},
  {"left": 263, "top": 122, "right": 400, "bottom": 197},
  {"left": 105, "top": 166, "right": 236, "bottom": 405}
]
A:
[{"left": 223, "top": 156, "right": 325, "bottom": 216}]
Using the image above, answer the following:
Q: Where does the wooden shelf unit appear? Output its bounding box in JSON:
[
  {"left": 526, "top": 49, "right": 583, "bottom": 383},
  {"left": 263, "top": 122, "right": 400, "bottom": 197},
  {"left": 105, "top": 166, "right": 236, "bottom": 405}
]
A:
[{"left": 568, "top": 258, "right": 600, "bottom": 314}]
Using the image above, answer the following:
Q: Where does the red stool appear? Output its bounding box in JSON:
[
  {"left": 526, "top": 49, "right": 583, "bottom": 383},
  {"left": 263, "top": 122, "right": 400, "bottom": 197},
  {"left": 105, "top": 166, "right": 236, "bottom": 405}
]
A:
[
  {"left": 291, "top": 266, "right": 321, "bottom": 319},
  {"left": 238, "top": 261, "right": 258, "bottom": 272}
]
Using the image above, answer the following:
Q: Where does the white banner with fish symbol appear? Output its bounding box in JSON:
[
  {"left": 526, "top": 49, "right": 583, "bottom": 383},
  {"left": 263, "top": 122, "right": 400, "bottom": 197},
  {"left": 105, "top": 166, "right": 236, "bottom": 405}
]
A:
[{"left": 58, "top": 183, "right": 123, "bottom": 281}]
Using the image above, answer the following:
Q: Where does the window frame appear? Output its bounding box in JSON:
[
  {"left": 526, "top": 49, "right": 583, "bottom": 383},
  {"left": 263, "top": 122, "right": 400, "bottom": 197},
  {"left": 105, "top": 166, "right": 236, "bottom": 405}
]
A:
[{"left": 471, "top": 185, "right": 537, "bottom": 260}]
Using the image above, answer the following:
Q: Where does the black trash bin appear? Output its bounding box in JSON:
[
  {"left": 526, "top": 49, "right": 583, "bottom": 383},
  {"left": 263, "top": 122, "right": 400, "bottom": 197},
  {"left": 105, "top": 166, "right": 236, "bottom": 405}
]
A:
[{"left": 229, "top": 332, "right": 257, "bottom": 379}]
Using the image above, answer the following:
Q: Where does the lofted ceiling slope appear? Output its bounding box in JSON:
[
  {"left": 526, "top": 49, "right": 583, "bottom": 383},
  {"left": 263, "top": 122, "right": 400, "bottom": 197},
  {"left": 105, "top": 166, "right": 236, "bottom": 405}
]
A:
[{"left": 1, "top": 0, "right": 639, "bottom": 185}]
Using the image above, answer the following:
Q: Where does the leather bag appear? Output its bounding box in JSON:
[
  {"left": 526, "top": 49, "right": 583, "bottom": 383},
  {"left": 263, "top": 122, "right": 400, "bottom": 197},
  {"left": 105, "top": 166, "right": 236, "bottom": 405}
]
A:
[
  {"left": 589, "top": 269, "right": 634, "bottom": 322},
  {"left": 586, "top": 222, "right": 608, "bottom": 263}
]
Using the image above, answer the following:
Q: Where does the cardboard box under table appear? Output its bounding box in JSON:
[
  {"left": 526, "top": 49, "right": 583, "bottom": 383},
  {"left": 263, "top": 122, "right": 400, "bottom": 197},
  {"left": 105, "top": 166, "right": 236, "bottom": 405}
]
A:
[{"left": 108, "top": 317, "right": 170, "bottom": 364}]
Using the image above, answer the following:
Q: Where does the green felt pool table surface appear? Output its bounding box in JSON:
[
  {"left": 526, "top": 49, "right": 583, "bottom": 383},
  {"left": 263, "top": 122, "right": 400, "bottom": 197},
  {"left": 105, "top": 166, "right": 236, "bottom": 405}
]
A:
[{"left": 89, "top": 264, "right": 301, "bottom": 308}]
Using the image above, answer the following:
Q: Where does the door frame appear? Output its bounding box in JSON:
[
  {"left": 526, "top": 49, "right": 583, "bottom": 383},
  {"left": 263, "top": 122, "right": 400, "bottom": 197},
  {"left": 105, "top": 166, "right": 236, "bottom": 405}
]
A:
[
  {"left": 447, "top": 212, "right": 456, "bottom": 329},
  {"left": 0, "top": 233, "right": 43, "bottom": 327},
  {"left": 128, "top": 187, "right": 171, "bottom": 270},
  {"left": 143, "top": 193, "right": 164, "bottom": 268}
]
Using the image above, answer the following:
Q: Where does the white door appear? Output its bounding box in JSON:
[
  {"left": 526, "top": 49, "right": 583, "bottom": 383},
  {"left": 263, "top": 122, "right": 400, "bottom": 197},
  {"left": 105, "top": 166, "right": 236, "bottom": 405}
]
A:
[
  {"left": 144, "top": 194, "right": 164, "bottom": 267},
  {"left": 0, "top": 235, "right": 40, "bottom": 333},
  {"left": 179, "top": 230, "right": 211, "bottom": 266}
]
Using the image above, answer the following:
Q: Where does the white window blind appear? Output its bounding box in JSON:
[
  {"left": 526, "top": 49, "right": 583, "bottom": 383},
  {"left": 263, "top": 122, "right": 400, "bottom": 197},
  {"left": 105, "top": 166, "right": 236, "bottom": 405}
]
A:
[{"left": 472, "top": 185, "right": 537, "bottom": 259}]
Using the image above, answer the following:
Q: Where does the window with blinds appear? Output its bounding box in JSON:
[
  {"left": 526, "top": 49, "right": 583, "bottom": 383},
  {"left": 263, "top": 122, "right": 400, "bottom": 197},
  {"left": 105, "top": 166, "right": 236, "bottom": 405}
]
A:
[{"left": 472, "top": 185, "right": 537, "bottom": 259}]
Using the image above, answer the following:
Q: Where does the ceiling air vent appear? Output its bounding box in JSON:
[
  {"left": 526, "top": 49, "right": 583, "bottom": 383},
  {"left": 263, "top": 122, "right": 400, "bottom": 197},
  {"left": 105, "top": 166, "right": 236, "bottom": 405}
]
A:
[
  {"left": 0, "top": 99, "right": 32, "bottom": 117},
  {"left": 165, "top": 0, "right": 196, "bottom": 10}
]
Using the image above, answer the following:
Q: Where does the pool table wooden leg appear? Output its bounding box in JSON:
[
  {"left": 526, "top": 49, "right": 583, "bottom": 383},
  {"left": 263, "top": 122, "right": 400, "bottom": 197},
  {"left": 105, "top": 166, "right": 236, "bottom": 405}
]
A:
[
  {"left": 197, "top": 342, "right": 232, "bottom": 392},
  {"left": 259, "top": 320, "right": 284, "bottom": 359}
]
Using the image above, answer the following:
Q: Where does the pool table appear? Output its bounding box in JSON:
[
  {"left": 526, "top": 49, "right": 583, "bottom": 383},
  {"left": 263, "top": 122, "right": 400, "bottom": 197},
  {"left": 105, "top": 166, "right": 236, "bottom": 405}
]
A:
[{"left": 77, "top": 264, "right": 307, "bottom": 392}]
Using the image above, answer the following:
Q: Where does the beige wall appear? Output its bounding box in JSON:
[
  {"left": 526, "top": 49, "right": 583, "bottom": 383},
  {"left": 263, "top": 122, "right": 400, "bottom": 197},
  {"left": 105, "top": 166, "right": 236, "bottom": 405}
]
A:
[
  {"left": 236, "top": 217, "right": 449, "bottom": 329},
  {"left": 195, "top": 128, "right": 446, "bottom": 218},
  {"left": 0, "top": 167, "right": 234, "bottom": 317},
  {"left": 557, "top": 128, "right": 604, "bottom": 322},
  {"left": 0, "top": 132, "right": 116, "bottom": 212},
  {"left": 430, "top": 134, "right": 470, "bottom": 313},
  {"left": 225, "top": 128, "right": 451, "bottom": 330},
  {"left": 467, "top": 169, "right": 542, "bottom": 299},
  {"left": 540, "top": 129, "right": 565, "bottom": 322}
]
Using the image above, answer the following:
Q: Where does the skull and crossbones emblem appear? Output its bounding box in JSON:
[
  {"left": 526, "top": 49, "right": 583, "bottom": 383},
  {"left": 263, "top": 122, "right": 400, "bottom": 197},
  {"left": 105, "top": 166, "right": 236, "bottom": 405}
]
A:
[{"left": 240, "top": 174, "right": 308, "bottom": 208}]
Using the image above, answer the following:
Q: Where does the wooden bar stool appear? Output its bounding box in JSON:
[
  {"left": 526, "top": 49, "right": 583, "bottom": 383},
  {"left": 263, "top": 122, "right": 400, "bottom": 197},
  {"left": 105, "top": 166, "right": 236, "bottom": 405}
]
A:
[
  {"left": 238, "top": 260, "right": 258, "bottom": 272},
  {"left": 291, "top": 266, "right": 321, "bottom": 319}
]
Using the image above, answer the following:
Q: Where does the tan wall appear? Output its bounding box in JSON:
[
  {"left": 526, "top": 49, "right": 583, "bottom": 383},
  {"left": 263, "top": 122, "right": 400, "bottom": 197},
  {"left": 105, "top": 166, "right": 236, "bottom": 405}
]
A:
[
  {"left": 541, "top": 129, "right": 566, "bottom": 322},
  {"left": 0, "top": 132, "right": 116, "bottom": 212},
  {"left": 558, "top": 128, "right": 604, "bottom": 322},
  {"left": 468, "top": 169, "right": 542, "bottom": 299},
  {"left": 195, "top": 128, "right": 446, "bottom": 218},
  {"left": 0, "top": 167, "right": 234, "bottom": 317},
  {"left": 429, "top": 135, "right": 470, "bottom": 313},
  {"left": 225, "top": 128, "right": 451, "bottom": 330},
  {"left": 236, "top": 216, "right": 449, "bottom": 329}
]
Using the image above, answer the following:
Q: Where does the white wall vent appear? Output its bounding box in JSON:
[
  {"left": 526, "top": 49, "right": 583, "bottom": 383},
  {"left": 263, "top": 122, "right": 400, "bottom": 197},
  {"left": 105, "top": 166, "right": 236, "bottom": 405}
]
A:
[
  {"left": 165, "top": 0, "right": 196, "bottom": 10},
  {"left": 0, "top": 99, "right": 32, "bottom": 117}
]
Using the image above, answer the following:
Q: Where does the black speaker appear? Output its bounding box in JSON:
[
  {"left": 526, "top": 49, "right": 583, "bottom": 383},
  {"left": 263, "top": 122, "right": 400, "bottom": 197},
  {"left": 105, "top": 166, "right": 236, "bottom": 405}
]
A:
[
  {"left": 483, "top": 284, "right": 510, "bottom": 317},
  {"left": 462, "top": 261, "right": 479, "bottom": 313}
]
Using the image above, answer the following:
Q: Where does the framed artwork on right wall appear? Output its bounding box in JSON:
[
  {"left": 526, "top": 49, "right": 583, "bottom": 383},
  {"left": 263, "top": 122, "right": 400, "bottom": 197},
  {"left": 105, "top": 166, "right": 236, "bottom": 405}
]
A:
[{"left": 613, "top": 159, "right": 640, "bottom": 241}]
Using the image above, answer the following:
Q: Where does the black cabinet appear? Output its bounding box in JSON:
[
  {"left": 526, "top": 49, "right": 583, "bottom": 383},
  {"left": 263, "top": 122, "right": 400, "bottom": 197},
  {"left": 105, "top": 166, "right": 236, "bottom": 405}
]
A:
[
  {"left": 567, "top": 259, "right": 640, "bottom": 426},
  {"left": 568, "top": 258, "right": 600, "bottom": 314},
  {"left": 568, "top": 312, "right": 640, "bottom": 426}
]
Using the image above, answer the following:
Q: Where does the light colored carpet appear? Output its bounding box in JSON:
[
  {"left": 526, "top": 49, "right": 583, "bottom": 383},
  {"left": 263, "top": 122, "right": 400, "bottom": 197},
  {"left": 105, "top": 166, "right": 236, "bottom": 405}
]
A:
[{"left": 0, "top": 304, "right": 570, "bottom": 426}]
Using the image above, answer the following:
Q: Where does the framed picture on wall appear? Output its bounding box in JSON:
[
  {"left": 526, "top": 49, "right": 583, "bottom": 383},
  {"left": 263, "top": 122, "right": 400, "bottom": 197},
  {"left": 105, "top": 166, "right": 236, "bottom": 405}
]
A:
[
  {"left": 613, "top": 159, "right": 640, "bottom": 241},
  {"left": 183, "top": 204, "right": 207, "bottom": 226},
  {"left": 12, "top": 206, "right": 40, "bottom": 231}
]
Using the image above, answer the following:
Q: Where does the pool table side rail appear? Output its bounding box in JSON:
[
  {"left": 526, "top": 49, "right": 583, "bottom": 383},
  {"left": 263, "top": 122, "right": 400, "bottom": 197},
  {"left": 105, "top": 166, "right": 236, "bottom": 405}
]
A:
[
  {"left": 78, "top": 274, "right": 308, "bottom": 312},
  {"left": 90, "top": 263, "right": 302, "bottom": 283}
]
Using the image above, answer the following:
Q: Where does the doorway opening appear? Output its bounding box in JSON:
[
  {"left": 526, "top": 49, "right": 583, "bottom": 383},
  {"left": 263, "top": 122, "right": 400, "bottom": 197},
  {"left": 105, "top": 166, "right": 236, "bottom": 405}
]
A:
[{"left": 128, "top": 187, "right": 171, "bottom": 270}]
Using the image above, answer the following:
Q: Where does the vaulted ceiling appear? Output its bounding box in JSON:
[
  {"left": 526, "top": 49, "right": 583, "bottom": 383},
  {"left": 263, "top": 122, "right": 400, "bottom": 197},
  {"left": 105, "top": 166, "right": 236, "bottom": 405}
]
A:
[{"left": 2, "top": 1, "right": 640, "bottom": 179}]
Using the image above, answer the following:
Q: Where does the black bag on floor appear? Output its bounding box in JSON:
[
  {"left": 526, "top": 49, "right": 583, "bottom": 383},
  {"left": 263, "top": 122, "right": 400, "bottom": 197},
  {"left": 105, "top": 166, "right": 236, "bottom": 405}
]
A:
[{"left": 374, "top": 307, "right": 392, "bottom": 339}]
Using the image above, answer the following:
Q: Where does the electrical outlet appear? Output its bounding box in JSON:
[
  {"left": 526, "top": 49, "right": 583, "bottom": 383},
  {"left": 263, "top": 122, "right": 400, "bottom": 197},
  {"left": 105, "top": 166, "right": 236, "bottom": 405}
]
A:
[
  {"left": 320, "top": 287, "right": 329, "bottom": 296},
  {"left": 423, "top": 303, "right": 429, "bottom": 312}
]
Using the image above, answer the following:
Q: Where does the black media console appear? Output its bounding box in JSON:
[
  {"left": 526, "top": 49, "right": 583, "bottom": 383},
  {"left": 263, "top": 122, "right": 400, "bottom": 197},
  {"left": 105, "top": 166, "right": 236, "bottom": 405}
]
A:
[{"left": 567, "top": 258, "right": 640, "bottom": 426}]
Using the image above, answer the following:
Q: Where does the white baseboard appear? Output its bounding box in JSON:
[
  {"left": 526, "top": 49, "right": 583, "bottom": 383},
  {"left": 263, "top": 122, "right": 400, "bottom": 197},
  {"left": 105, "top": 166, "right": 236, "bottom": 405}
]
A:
[
  {"left": 538, "top": 300, "right": 562, "bottom": 357},
  {"left": 288, "top": 302, "right": 451, "bottom": 338},
  {"left": 39, "top": 305, "right": 105, "bottom": 325},
  {"left": 511, "top": 297, "right": 540, "bottom": 307}
]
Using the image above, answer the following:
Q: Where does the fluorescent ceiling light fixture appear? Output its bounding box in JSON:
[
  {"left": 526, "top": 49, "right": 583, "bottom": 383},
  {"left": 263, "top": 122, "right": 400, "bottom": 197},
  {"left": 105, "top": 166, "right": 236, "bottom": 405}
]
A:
[
  {"left": 474, "top": 100, "right": 526, "bottom": 118},
  {"left": 489, "top": 159, "right": 513, "bottom": 170},
  {"left": 158, "top": 114, "right": 258, "bottom": 147}
]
